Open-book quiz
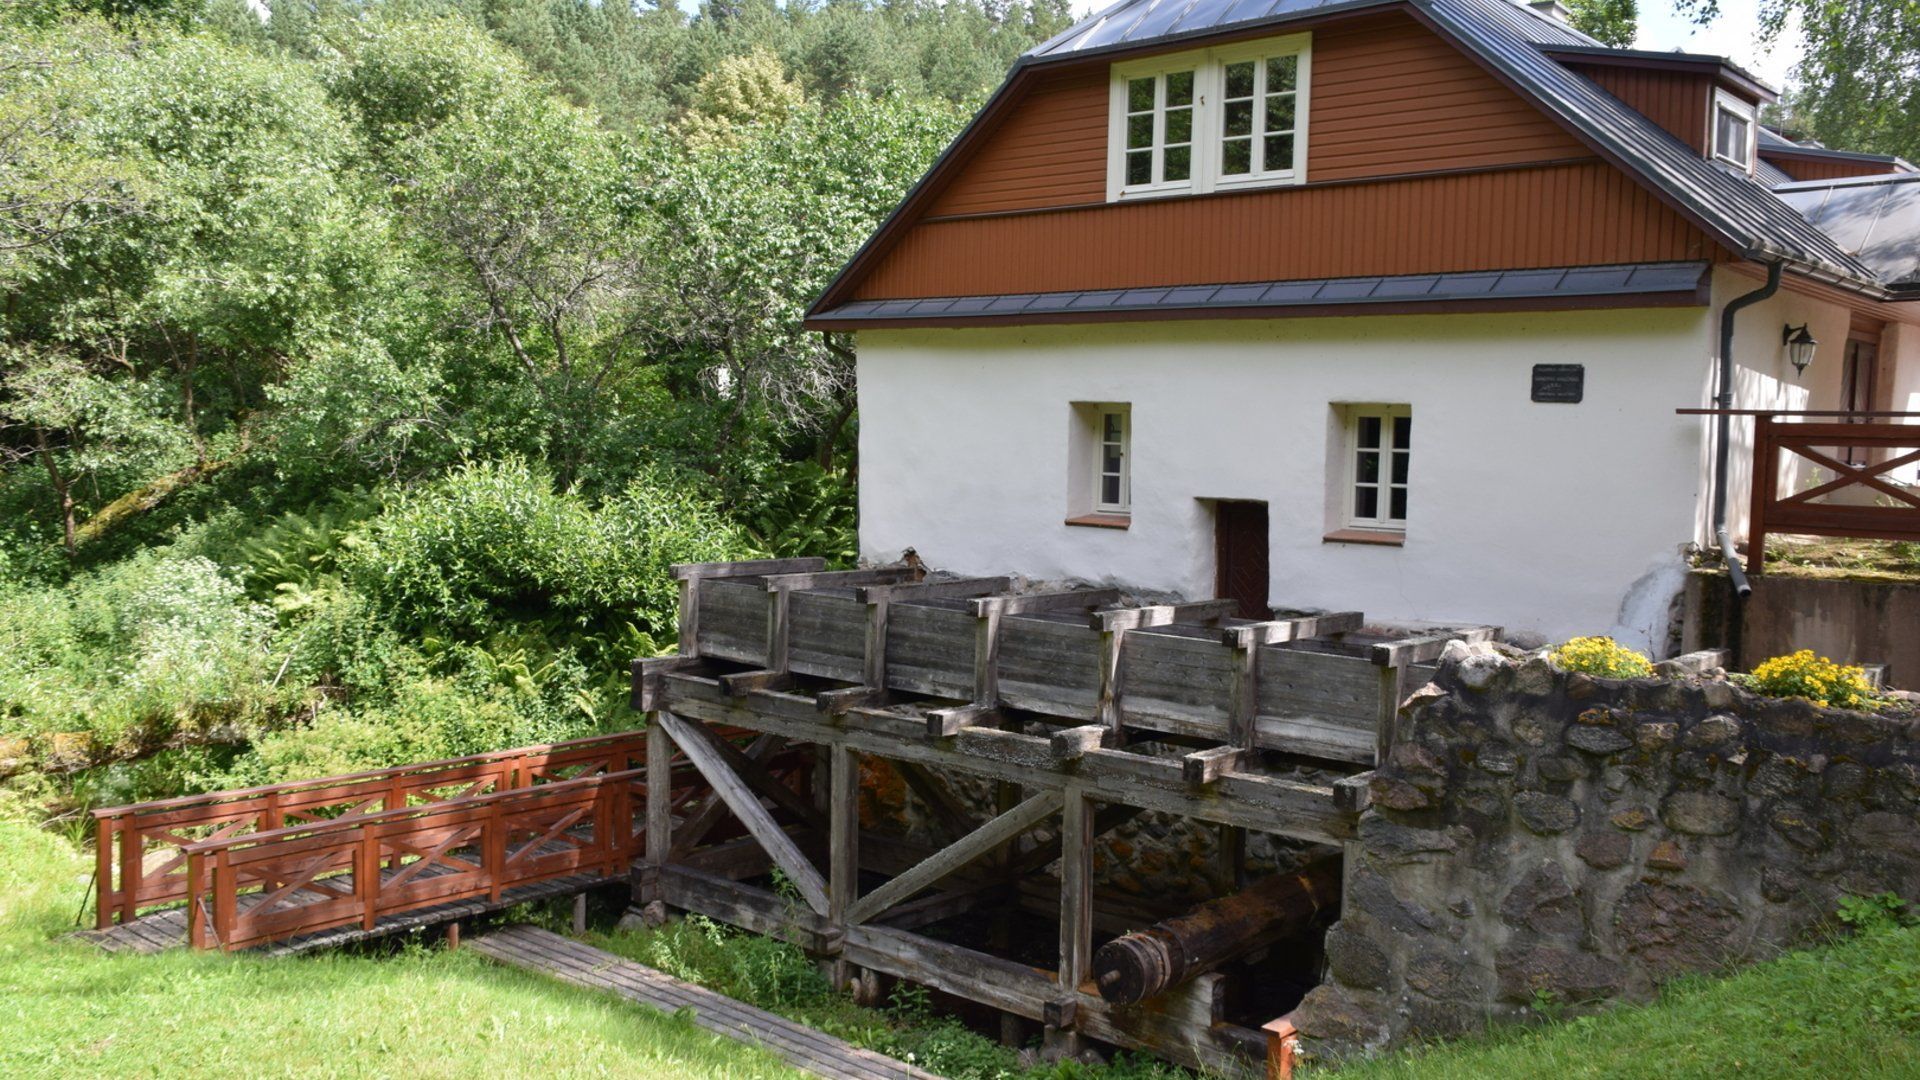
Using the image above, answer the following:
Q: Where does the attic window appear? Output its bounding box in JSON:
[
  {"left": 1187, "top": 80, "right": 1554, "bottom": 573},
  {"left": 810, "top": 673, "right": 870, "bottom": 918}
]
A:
[
  {"left": 1109, "top": 35, "right": 1310, "bottom": 201},
  {"left": 1712, "top": 89, "right": 1754, "bottom": 171}
]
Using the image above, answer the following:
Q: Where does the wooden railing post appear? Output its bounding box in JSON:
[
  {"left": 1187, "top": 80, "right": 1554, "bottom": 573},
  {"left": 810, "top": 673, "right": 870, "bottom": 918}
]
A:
[
  {"left": 118, "top": 817, "right": 141, "bottom": 925},
  {"left": 360, "top": 829, "right": 380, "bottom": 932},
  {"left": 187, "top": 849, "right": 209, "bottom": 949},
  {"left": 487, "top": 800, "right": 506, "bottom": 903},
  {"left": 95, "top": 815, "right": 116, "bottom": 929},
  {"left": 213, "top": 852, "right": 236, "bottom": 952}
]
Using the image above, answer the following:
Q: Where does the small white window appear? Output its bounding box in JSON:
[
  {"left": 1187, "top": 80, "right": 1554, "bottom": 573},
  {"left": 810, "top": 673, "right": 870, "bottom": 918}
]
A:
[
  {"left": 1096, "top": 407, "right": 1131, "bottom": 514},
  {"left": 1346, "top": 406, "right": 1409, "bottom": 531},
  {"left": 1218, "top": 53, "right": 1300, "bottom": 184},
  {"left": 1122, "top": 70, "right": 1196, "bottom": 190},
  {"left": 1712, "top": 90, "right": 1754, "bottom": 170}
]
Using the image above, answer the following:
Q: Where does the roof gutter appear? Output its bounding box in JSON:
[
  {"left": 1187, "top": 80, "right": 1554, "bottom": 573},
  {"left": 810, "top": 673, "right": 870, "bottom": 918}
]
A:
[{"left": 1712, "top": 260, "right": 1781, "bottom": 600}]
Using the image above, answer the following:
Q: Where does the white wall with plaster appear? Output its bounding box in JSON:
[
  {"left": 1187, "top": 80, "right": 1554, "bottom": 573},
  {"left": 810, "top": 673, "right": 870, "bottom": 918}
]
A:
[{"left": 856, "top": 305, "right": 1721, "bottom": 654}]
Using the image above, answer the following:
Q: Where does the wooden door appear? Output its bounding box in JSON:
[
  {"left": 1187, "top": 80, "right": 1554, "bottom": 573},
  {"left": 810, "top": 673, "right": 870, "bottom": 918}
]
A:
[
  {"left": 1214, "top": 501, "right": 1270, "bottom": 621},
  {"left": 1842, "top": 338, "right": 1880, "bottom": 465}
]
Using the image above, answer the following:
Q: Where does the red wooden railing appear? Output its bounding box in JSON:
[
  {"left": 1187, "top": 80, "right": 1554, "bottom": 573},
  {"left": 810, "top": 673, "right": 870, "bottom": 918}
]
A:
[
  {"left": 93, "top": 732, "right": 649, "bottom": 928},
  {"left": 183, "top": 767, "right": 677, "bottom": 951},
  {"left": 1747, "top": 411, "right": 1920, "bottom": 572}
]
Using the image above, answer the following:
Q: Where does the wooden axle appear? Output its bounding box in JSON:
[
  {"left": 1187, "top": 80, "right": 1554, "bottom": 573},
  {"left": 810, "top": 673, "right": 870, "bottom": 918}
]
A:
[{"left": 1091, "top": 856, "right": 1341, "bottom": 1005}]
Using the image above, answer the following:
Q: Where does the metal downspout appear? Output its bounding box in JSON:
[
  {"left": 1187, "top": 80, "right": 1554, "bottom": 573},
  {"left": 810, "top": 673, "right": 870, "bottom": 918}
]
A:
[{"left": 1714, "top": 261, "right": 1783, "bottom": 601}]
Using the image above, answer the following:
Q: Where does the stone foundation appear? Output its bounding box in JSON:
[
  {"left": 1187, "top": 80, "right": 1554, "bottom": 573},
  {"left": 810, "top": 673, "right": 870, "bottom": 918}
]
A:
[{"left": 1296, "top": 643, "right": 1920, "bottom": 1056}]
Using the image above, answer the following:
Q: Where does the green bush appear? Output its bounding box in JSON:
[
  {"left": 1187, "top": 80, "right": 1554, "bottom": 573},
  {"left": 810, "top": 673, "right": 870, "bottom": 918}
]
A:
[
  {"left": 1549, "top": 636, "right": 1654, "bottom": 679},
  {"left": 0, "top": 551, "right": 285, "bottom": 749},
  {"left": 342, "top": 457, "right": 747, "bottom": 639}
]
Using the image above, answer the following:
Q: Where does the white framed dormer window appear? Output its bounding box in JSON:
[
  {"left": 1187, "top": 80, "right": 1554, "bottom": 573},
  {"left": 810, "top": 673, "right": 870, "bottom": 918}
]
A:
[
  {"left": 1711, "top": 89, "right": 1755, "bottom": 172},
  {"left": 1344, "top": 405, "right": 1410, "bottom": 533},
  {"left": 1108, "top": 35, "right": 1310, "bottom": 201},
  {"left": 1096, "top": 406, "right": 1131, "bottom": 513}
]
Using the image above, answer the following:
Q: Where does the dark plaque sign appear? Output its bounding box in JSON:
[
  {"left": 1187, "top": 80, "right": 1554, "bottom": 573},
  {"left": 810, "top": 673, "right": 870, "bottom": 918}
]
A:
[{"left": 1531, "top": 363, "right": 1585, "bottom": 403}]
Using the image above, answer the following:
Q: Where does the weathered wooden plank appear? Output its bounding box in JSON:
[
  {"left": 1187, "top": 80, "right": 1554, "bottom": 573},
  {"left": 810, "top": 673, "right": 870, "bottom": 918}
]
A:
[
  {"left": 761, "top": 567, "right": 922, "bottom": 593},
  {"left": 671, "top": 557, "right": 827, "bottom": 581},
  {"left": 858, "top": 577, "right": 1012, "bottom": 604},
  {"left": 787, "top": 590, "right": 866, "bottom": 682},
  {"left": 1369, "top": 625, "right": 1498, "bottom": 666},
  {"left": 883, "top": 602, "right": 976, "bottom": 700},
  {"left": 653, "top": 711, "right": 829, "bottom": 915},
  {"left": 1251, "top": 714, "right": 1375, "bottom": 764},
  {"left": 845, "top": 791, "right": 1062, "bottom": 925},
  {"left": 1050, "top": 725, "right": 1109, "bottom": 761},
  {"left": 695, "top": 579, "right": 771, "bottom": 665},
  {"left": 1090, "top": 600, "right": 1239, "bottom": 633},
  {"left": 926, "top": 703, "right": 996, "bottom": 738},
  {"left": 1182, "top": 746, "right": 1247, "bottom": 787},
  {"left": 998, "top": 616, "right": 1103, "bottom": 719},
  {"left": 1256, "top": 648, "right": 1380, "bottom": 724},
  {"left": 969, "top": 589, "right": 1122, "bottom": 617}
]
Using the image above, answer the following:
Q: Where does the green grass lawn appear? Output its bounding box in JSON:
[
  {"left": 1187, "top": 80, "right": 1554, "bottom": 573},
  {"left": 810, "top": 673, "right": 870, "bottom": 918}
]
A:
[
  {"left": 5, "top": 811, "right": 1919, "bottom": 1080},
  {"left": 0, "top": 817, "right": 806, "bottom": 1079}
]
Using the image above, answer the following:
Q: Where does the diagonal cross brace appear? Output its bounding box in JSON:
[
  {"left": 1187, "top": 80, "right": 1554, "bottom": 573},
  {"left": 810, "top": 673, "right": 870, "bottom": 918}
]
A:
[
  {"left": 844, "top": 790, "right": 1063, "bottom": 926},
  {"left": 655, "top": 711, "right": 830, "bottom": 916}
]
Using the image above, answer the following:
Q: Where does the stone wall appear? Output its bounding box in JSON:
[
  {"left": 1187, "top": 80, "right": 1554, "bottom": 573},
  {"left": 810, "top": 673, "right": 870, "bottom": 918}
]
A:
[{"left": 1294, "top": 642, "right": 1920, "bottom": 1056}]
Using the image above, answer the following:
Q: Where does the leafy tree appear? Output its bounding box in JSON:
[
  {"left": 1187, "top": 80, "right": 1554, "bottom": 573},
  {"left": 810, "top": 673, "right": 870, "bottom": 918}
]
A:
[
  {"left": 1565, "top": 0, "right": 1636, "bottom": 48},
  {"left": 679, "top": 46, "right": 807, "bottom": 145},
  {"left": 1680, "top": 0, "right": 1920, "bottom": 162}
]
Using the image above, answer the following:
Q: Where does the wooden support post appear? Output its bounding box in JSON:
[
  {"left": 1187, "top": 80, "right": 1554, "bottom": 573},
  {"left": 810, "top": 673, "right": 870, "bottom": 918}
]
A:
[
  {"left": 572, "top": 892, "right": 589, "bottom": 935},
  {"left": 1226, "top": 636, "right": 1259, "bottom": 751},
  {"left": 1049, "top": 786, "right": 1093, "bottom": 1060},
  {"left": 1218, "top": 823, "right": 1246, "bottom": 892},
  {"left": 640, "top": 721, "right": 672, "bottom": 905},
  {"left": 676, "top": 573, "right": 703, "bottom": 658},
  {"left": 767, "top": 584, "right": 793, "bottom": 674},
  {"left": 655, "top": 711, "right": 829, "bottom": 915},
  {"left": 445, "top": 919, "right": 461, "bottom": 951},
  {"left": 828, "top": 744, "right": 859, "bottom": 986},
  {"left": 972, "top": 598, "right": 1005, "bottom": 707},
  {"left": 862, "top": 586, "right": 891, "bottom": 689}
]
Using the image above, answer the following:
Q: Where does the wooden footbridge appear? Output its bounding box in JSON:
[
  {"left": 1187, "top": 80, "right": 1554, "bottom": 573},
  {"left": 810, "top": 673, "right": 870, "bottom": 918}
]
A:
[{"left": 78, "top": 730, "right": 777, "bottom": 954}]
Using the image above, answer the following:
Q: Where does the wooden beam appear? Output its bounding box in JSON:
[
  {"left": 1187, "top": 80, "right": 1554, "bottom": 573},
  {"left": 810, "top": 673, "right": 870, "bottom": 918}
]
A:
[
  {"left": 817, "top": 686, "right": 893, "bottom": 716},
  {"left": 858, "top": 576, "right": 1012, "bottom": 604},
  {"left": 927, "top": 703, "right": 996, "bottom": 738},
  {"left": 828, "top": 745, "right": 859, "bottom": 979},
  {"left": 653, "top": 711, "right": 829, "bottom": 915},
  {"left": 1182, "top": 746, "right": 1247, "bottom": 787},
  {"left": 681, "top": 720, "right": 823, "bottom": 833},
  {"left": 1369, "top": 625, "right": 1498, "bottom": 667},
  {"left": 669, "top": 734, "right": 782, "bottom": 858},
  {"left": 1058, "top": 787, "right": 1094, "bottom": 1000},
  {"left": 1089, "top": 599, "right": 1239, "bottom": 633},
  {"left": 640, "top": 722, "right": 672, "bottom": 904},
  {"left": 670, "top": 557, "right": 826, "bottom": 581},
  {"left": 1220, "top": 611, "right": 1364, "bottom": 649},
  {"left": 876, "top": 880, "right": 1010, "bottom": 931},
  {"left": 631, "top": 655, "right": 706, "bottom": 712},
  {"left": 970, "top": 588, "right": 1123, "bottom": 617},
  {"left": 844, "top": 791, "right": 1063, "bottom": 926},
  {"left": 1050, "top": 725, "right": 1109, "bottom": 762},
  {"left": 1333, "top": 771, "right": 1373, "bottom": 814},
  {"left": 760, "top": 566, "right": 923, "bottom": 593},
  {"left": 718, "top": 669, "right": 795, "bottom": 698},
  {"left": 1008, "top": 803, "right": 1143, "bottom": 878}
]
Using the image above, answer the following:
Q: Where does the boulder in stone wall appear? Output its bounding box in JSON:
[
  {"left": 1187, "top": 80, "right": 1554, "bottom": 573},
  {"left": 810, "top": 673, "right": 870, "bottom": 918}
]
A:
[
  {"left": 1404, "top": 949, "right": 1485, "bottom": 1000},
  {"left": 1660, "top": 790, "right": 1741, "bottom": 836},
  {"left": 1495, "top": 943, "right": 1624, "bottom": 1003},
  {"left": 1576, "top": 831, "right": 1631, "bottom": 870},
  {"left": 1323, "top": 922, "right": 1391, "bottom": 991},
  {"left": 1514, "top": 791, "right": 1579, "bottom": 835},
  {"left": 1292, "top": 984, "right": 1393, "bottom": 1050},
  {"left": 1614, "top": 881, "right": 1744, "bottom": 980},
  {"left": 1499, "top": 862, "right": 1583, "bottom": 937}
]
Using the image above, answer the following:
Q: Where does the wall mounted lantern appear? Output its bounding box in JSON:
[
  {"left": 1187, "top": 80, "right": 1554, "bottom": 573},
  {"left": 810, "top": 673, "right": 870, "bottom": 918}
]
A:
[{"left": 1783, "top": 323, "right": 1818, "bottom": 378}]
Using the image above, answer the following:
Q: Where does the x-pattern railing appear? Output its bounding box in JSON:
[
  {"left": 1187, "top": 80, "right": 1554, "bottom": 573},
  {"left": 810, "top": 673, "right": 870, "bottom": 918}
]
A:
[
  {"left": 1746, "top": 411, "right": 1920, "bottom": 572},
  {"left": 93, "top": 731, "right": 649, "bottom": 928}
]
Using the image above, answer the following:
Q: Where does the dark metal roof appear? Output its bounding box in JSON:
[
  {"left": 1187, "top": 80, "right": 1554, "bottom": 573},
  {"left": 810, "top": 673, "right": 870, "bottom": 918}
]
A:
[
  {"left": 810, "top": 262, "right": 1709, "bottom": 326},
  {"left": 1772, "top": 175, "right": 1920, "bottom": 286},
  {"left": 1533, "top": 44, "right": 1777, "bottom": 101},
  {"left": 1758, "top": 126, "right": 1905, "bottom": 166}
]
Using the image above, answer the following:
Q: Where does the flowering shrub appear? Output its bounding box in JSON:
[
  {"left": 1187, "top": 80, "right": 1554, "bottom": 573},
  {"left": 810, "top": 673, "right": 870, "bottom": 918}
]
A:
[
  {"left": 1748, "top": 650, "right": 1877, "bottom": 710},
  {"left": 1549, "top": 636, "right": 1654, "bottom": 679}
]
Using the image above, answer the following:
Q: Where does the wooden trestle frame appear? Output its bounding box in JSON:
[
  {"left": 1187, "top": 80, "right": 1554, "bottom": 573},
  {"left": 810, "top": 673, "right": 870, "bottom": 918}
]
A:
[{"left": 634, "top": 557, "right": 1494, "bottom": 1075}]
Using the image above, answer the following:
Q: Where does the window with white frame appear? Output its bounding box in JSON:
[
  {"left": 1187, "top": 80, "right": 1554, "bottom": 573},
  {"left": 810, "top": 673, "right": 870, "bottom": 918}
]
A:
[
  {"left": 1345, "top": 406, "right": 1409, "bottom": 531},
  {"left": 1122, "top": 69, "right": 1196, "bottom": 189},
  {"left": 1109, "top": 35, "right": 1310, "bottom": 201},
  {"left": 1095, "top": 406, "right": 1131, "bottom": 513},
  {"left": 1712, "top": 90, "right": 1754, "bottom": 170}
]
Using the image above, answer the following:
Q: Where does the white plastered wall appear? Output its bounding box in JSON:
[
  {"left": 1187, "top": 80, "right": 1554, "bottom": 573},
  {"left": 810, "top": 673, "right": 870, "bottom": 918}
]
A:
[{"left": 856, "top": 305, "right": 1717, "bottom": 653}]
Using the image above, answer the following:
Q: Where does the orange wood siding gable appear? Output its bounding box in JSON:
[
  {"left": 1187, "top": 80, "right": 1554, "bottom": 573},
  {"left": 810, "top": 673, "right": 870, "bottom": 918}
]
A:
[
  {"left": 837, "top": 8, "right": 1722, "bottom": 305},
  {"left": 1571, "top": 64, "right": 1712, "bottom": 155}
]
